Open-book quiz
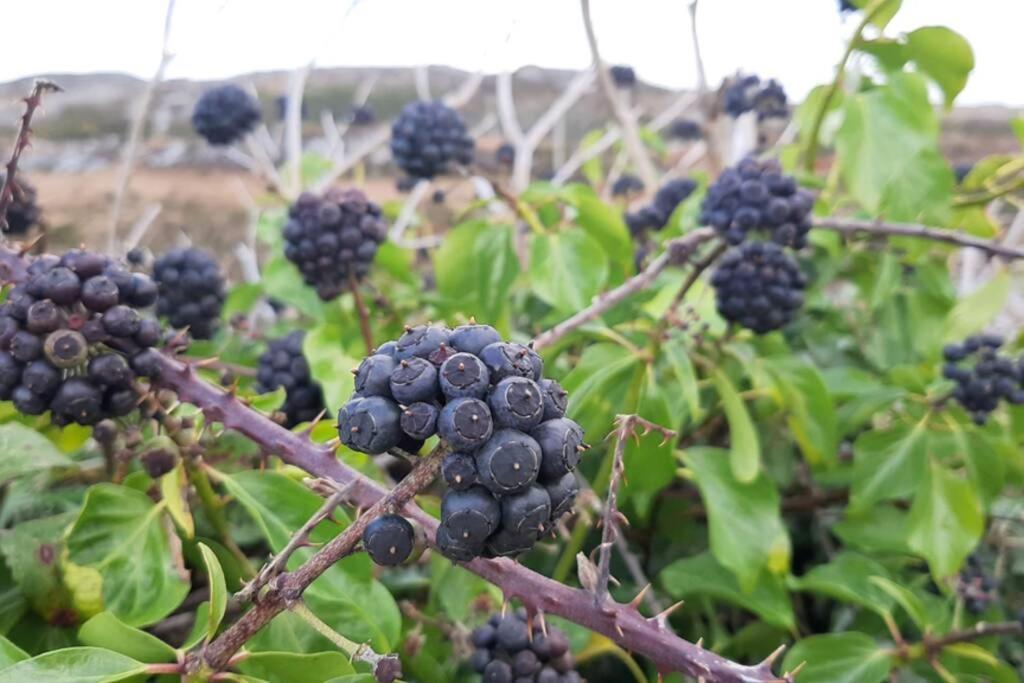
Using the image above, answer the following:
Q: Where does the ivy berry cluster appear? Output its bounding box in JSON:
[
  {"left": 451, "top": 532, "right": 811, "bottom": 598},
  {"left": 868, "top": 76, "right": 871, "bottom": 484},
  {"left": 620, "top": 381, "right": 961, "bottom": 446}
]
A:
[
  {"left": 255, "top": 330, "right": 326, "bottom": 428},
  {"left": 943, "top": 334, "right": 1024, "bottom": 424},
  {"left": 191, "top": 84, "right": 262, "bottom": 146},
  {"left": 624, "top": 178, "right": 697, "bottom": 236},
  {"left": 723, "top": 74, "right": 788, "bottom": 120},
  {"left": 152, "top": 247, "right": 226, "bottom": 340},
  {"left": 337, "top": 321, "right": 584, "bottom": 563},
  {"left": 0, "top": 249, "right": 163, "bottom": 425},
  {"left": 470, "top": 610, "right": 582, "bottom": 683},
  {"left": 390, "top": 101, "right": 475, "bottom": 179}
]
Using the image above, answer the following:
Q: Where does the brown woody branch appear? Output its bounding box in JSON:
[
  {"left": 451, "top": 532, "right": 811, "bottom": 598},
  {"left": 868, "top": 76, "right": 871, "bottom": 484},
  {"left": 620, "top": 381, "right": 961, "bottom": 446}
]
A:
[
  {"left": 916, "top": 621, "right": 1023, "bottom": 657},
  {"left": 812, "top": 217, "right": 1024, "bottom": 260},
  {"left": 0, "top": 80, "right": 61, "bottom": 238}
]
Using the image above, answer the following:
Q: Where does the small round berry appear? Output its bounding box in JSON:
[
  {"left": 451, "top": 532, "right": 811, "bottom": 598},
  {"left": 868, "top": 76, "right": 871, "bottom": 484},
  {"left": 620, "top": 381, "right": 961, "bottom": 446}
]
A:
[
  {"left": 88, "top": 353, "right": 133, "bottom": 388},
  {"left": 435, "top": 520, "right": 484, "bottom": 562},
  {"left": 531, "top": 418, "right": 585, "bottom": 482},
  {"left": 449, "top": 322, "right": 502, "bottom": 356},
  {"left": 21, "top": 360, "right": 60, "bottom": 397},
  {"left": 440, "top": 485, "right": 500, "bottom": 546},
  {"left": 545, "top": 471, "right": 580, "bottom": 521},
  {"left": 442, "top": 452, "right": 478, "bottom": 491},
  {"left": 437, "top": 397, "right": 493, "bottom": 452},
  {"left": 354, "top": 354, "right": 397, "bottom": 398},
  {"left": 395, "top": 324, "right": 451, "bottom": 360},
  {"left": 102, "top": 305, "right": 142, "bottom": 338},
  {"left": 475, "top": 429, "right": 542, "bottom": 496},
  {"left": 26, "top": 300, "right": 60, "bottom": 335},
  {"left": 43, "top": 329, "right": 88, "bottom": 369},
  {"left": 488, "top": 377, "right": 544, "bottom": 431},
  {"left": 482, "top": 659, "right": 512, "bottom": 683},
  {"left": 11, "top": 330, "right": 42, "bottom": 362},
  {"left": 400, "top": 401, "right": 439, "bottom": 440},
  {"left": 495, "top": 615, "right": 530, "bottom": 652},
  {"left": 51, "top": 378, "right": 104, "bottom": 425},
  {"left": 363, "top": 514, "right": 420, "bottom": 566},
  {"left": 479, "top": 342, "right": 534, "bottom": 383},
  {"left": 389, "top": 357, "right": 438, "bottom": 405},
  {"left": 539, "top": 378, "right": 568, "bottom": 421},
  {"left": 439, "top": 352, "right": 490, "bottom": 400},
  {"left": 499, "top": 485, "right": 551, "bottom": 539},
  {"left": 338, "top": 396, "right": 403, "bottom": 455}
]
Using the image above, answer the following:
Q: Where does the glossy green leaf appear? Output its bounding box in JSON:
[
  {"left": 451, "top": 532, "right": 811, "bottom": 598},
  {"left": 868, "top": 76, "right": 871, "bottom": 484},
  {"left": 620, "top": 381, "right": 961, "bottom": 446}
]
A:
[
  {"left": 198, "top": 544, "right": 227, "bottom": 641},
  {"left": 780, "top": 633, "right": 892, "bottom": 683},
  {"left": 304, "top": 321, "right": 360, "bottom": 411},
  {"left": 560, "top": 184, "right": 634, "bottom": 277},
  {"left": 528, "top": 231, "right": 608, "bottom": 314},
  {"left": 261, "top": 255, "right": 324, "bottom": 320},
  {"left": 764, "top": 360, "right": 838, "bottom": 469},
  {"left": 683, "top": 447, "right": 788, "bottom": 591},
  {"left": 907, "top": 459, "right": 983, "bottom": 579},
  {"left": 943, "top": 270, "right": 1010, "bottom": 342},
  {"left": 0, "top": 647, "right": 145, "bottom": 683},
  {"left": 790, "top": 553, "right": 894, "bottom": 614},
  {"left": 905, "top": 26, "right": 974, "bottom": 107},
  {"left": 434, "top": 220, "right": 519, "bottom": 323},
  {"left": 0, "top": 424, "right": 72, "bottom": 484},
  {"left": 833, "top": 506, "right": 912, "bottom": 555},
  {"left": 868, "top": 577, "right": 931, "bottom": 630},
  {"left": 660, "top": 553, "right": 794, "bottom": 629},
  {"left": 849, "top": 420, "right": 929, "bottom": 509},
  {"left": 662, "top": 338, "right": 702, "bottom": 424},
  {"left": 0, "top": 513, "right": 75, "bottom": 621},
  {"left": 709, "top": 367, "right": 760, "bottom": 482},
  {"left": 66, "top": 485, "right": 190, "bottom": 627},
  {"left": 77, "top": 612, "right": 176, "bottom": 664},
  {"left": 429, "top": 556, "right": 496, "bottom": 622},
  {"left": 0, "top": 636, "right": 27, "bottom": 669},
  {"left": 237, "top": 651, "right": 354, "bottom": 682}
]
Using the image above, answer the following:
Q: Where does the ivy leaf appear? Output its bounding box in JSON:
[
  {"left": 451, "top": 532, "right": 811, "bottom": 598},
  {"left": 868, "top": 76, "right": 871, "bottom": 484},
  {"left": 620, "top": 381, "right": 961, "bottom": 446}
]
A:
[
  {"left": 561, "top": 343, "right": 641, "bottom": 442},
  {"left": 0, "top": 513, "right": 76, "bottom": 621},
  {"left": 0, "top": 424, "right": 73, "bottom": 484},
  {"left": 907, "top": 460, "right": 983, "bottom": 579},
  {"left": 77, "top": 612, "right": 177, "bottom": 664},
  {"left": 789, "top": 552, "right": 895, "bottom": 615},
  {"left": 780, "top": 633, "right": 893, "bottom": 683},
  {"left": 905, "top": 27, "right": 974, "bottom": 107},
  {"left": 849, "top": 420, "right": 929, "bottom": 510},
  {"left": 763, "top": 360, "right": 838, "bottom": 469},
  {"left": 304, "top": 322, "right": 360, "bottom": 411},
  {"left": 709, "top": 367, "right": 760, "bottom": 483},
  {"left": 198, "top": 544, "right": 228, "bottom": 642},
  {"left": 659, "top": 553, "right": 794, "bottom": 630},
  {"left": 433, "top": 220, "right": 519, "bottom": 325},
  {"left": 683, "top": 447, "right": 789, "bottom": 591},
  {"left": 429, "top": 555, "right": 498, "bottom": 622},
  {"left": 66, "top": 484, "right": 190, "bottom": 627},
  {"left": 237, "top": 652, "right": 355, "bottom": 682},
  {"left": 833, "top": 506, "right": 912, "bottom": 555},
  {"left": 261, "top": 255, "right": 324, "bottom": 320},
  {"left": 0, "top": 636, "right": 27, "bottom": 669},
  {"left": 943, "top": 270, "right": 1010, "bottom": 342},
  {"left": 528, "top": 231, "right": 609, "bottom": 314},
  {"left": 662, "top": 338, "right": 703, "bottom": 424},
  {"left": 0, "top": 647, "right": 146, "bottom": 683},
  {"left": 559, "top": 185, "right": 634, "bottom": 277}
]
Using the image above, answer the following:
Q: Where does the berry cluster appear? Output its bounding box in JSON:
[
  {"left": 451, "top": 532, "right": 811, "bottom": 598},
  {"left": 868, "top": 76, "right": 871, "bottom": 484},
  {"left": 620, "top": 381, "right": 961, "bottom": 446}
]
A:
[
  {"left": 191, "top": 85, "right": 262, "bottom": 146},
  {"left": 700, "top": 157, "right": 814, "bottom": 247},
  {"left": 723, "top": 75, "right": 788, "bottom": 120},
  {"left": 152, "top": 247, "right": 226, "bottom": 340},
  {"left": 283, "top": 187, "right": 388, "bottom": 300},
  {"left": 609, "top": 65, "right": 636, "bottom": 88},
  {"left": 667, "top": 118, "right": 702, "bottom": 141},
  {"left": 942, "top": 334, "right": 1024, "bottom": 425},
  {"left": 362, "top": 514, "right": 424, "bottom": 566},
  {"left": 390, "top": 101, "right": 474, "bottom": 179},
  {"left": 256, "top": 331, "right": 326, "bottom": 428},
  {"left": 0, "top": 249, "right": 163, "bottom": 425},
  {"left": 337, "top": 321, "right": 584, "bottom": 561},
  {"left": 610, "top": 175, "right": 644, "bottom": 198},
  {"left": 1, "top": 174, "right": 41, "bottom": 235},
  {"left": 496, "top": 143, "right": 516, "bottom": 168},
  {"left": 470, "top": 610, "right": 581, "bottom": 683},
  {"left": 625, "top": 178, "right": 697, "bottom": 236},
  {"left": 711, "top": 242, "right": 807, "bottom": 334},
  {"left": 957, "top": 555, "right": 998, "bottom": 614}
]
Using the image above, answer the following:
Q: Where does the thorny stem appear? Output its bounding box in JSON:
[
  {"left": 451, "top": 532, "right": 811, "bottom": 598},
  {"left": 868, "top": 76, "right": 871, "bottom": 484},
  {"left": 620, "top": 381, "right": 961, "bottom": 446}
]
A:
[
  {"left": 348, "top": 272, "right": 375, "bottom": 354},
  {"left": 0, "top": 80, "right": 62, "bottom": 239},
  {"left": 812, "top": 216, "right": 1024, "bottom": 260}
]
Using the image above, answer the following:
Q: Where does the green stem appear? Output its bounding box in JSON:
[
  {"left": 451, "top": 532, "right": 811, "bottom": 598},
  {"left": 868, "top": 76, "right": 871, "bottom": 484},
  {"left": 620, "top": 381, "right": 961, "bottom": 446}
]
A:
[
  {"left": 802, "top": 0, "right": 890, "bottom": 172},
  {"left": 290, "top": 601, "right": 364, "bottom": 658},
  {"left": 189, "top": 463, "right": 257, "bottom": 579}
]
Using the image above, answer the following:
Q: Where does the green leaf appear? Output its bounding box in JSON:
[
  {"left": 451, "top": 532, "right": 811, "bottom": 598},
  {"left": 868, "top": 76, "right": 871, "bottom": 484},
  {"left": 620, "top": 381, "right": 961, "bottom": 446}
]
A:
[
  {"left": 303, "top": 322, "right": 360, "bottom": 412},
  {"left": 0, "top": 636, "right": 27, "bottom": 669},
  {"left": 907, "top": 459, "right": 983, "bottom": 579},
  {"left": 223, "top": 283, "right": 265, "bottom": 319},
  {"left": 237, "top": 652, "right": 354, "bottom": 682},
  {"left": 622, "top": 368, "right": 678, "bottom": 512},
  {"left": 262, "top": 255, "right": 324, "bottom": 320},
  {"left": 0, "top": 424, "right": 73, "bottom": 483},
  {"left": 789, "top": 553, "right": 894, "bottom": 614},
  {"left": 660, "top": 553, "right": 794, "bottom": 629},
  {"left": 764, "top": 360, "right": 838, "bottom": 469},
  {"left": 850, "top": 420, "right": 929, "bottom": 509},
  {"left": 429, "top": 555, "right": 496, "bottom": 622},
  {"left": 905, "top": 27, "right": 974, "bottom": 107},
  {"left": 66, "top": 485, "right": 189, "bottom": 627},
  {"left": 198, "top": 544, "right": 227, "bottom": 641},
  {"left": 250, "top": 387, "right": 287, "bottom": 415},
  {"left": 864, "top": 0, "right": 902, "bottom": 29},
  {"left": 528, "top": 231, "right": 608, "bottom": 313},
  {"left": 78, "top": 612, "right": 176, "bottom": 664},
  {"left": 434, "top": 220, "right": 519, "bottom": 323},
  {"left": 159, "top": 462, "right": 194, "bottom": 539},
  {"left": 0, "top": 647, "right": 145, "bottom": 683},
  {"left": 561, "top": 343, "right": 641, "bottom": 441},
  {"left": 709, "top": 367, "right": 760, "bottom": 482},
  {"left": 943, "top": 270, "right": 1010, "bottom": 342},
  {"left": 833, "top": 506, "right": 912, "bottom": 555},
  {"left": 836, "top": 72, "right": 953, "bottom": 224},
  {"left": 683, "top": 447, "right": 789, "bottom": 591},
  {"left": 662, "top": 338, "right": 702, "bottom": 424},
  {"left": 867, "top": 577, "right": 932, "bottom": 630},
  {"left": 0, "top": 513, "right": 77, "bottom": 620},
  {"left": 560, "top": 185, "right": 634, "bottom": 277},
  {"left": 780, "top": 633, "right": 892, "bottom": 683}
]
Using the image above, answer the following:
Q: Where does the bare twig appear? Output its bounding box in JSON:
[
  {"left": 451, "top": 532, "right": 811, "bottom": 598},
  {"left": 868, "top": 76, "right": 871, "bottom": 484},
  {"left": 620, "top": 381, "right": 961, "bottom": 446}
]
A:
[
  {"left": 657, "top": 241, "right": 727, "bottom": 331},
  {"left": 349, "top": 271, "right": 374, "bottom": 353},
  {"left": 594, "top": 416, "right": 676, "bottom": 604},
  {"left": 285, "top": 62, "right": 313, "bottom": 196},
  {"left": 0, "top": 80, "right": 61, "bottom": 239},
  {"left": 414, "top": 65, "right": 432, "bottom": 102},
  {"left": 388, "top": 178, "right": 432, "bottom": 247},
  {"left": 813, "top": 217, "right": 1024, "bottom": 260},
  {"left": 122, "top": 203, "right": 162, "bottom": 253},
  {"left": 107, "top": 0, "right": 176, "bottom": 252},
  {"left": 688, "top": 1, "right": 708, "bottom": 95},
  {"left": 532, "top": 228, "right": 717, "bottom": 351},
  {"left": 580, "top": 0, "right": 658, "bottom": 189}
]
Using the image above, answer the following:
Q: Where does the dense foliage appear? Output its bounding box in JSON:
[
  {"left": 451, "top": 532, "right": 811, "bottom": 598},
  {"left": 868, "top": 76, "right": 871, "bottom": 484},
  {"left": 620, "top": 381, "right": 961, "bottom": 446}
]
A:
[{"left": 0, "top": 2, "right": 1021, "bottom": 683}]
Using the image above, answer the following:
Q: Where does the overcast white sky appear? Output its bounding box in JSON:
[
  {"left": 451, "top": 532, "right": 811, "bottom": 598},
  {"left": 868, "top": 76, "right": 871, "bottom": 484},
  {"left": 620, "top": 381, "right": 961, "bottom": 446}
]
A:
[{"left": 3, "top": 0, "right": 1023, "bottom": 106}]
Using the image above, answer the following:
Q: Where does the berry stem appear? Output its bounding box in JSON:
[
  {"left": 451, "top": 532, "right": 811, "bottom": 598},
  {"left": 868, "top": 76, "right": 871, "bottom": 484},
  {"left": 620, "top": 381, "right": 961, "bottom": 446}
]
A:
[
  {"left": 348, "top": 272, "right": 375, "bottom": 354},
  {"left": 290, "top": 600, "right": 401, "bottom": 680},
  {"left": 812, "top": 216, "right": 1024, "bottom": 260},
  {"left": 0, "top": 79, "right": 62, "bottom": 238},
  {"left": 188, "top": 460, "right": 258, "bottom": 579}
]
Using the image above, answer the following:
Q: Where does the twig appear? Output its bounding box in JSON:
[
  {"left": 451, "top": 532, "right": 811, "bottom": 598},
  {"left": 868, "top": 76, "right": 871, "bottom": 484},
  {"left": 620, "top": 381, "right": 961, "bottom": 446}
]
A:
[
  {"left": 236, "top": 482, "right": 351, "bottom": 604},
  {"left": 285, "top": 62, "right": 313, "bottom": 196},
  {"left": 594, "top": 416, "right": 676, "bottom": 604},
  {"left": 414, "top": 65, "right": 432, "bottom": 102},
  {"left": 688, "top": 1, "right": 708, "bottom": 95},
  {"left": 388, "top": 178, "right": 432, "bottom": 247},
  {"left": 580, "top": 0, "right": 658, "bottom": 189},
  {"left": 888, "top": 621, "right": 1024, "bottom": 662},
  {"left": 657, "top": 241, "right": 727, "bottom": 331},
  {"left": 349, "top": 272, "right": 374, "bottom": 353},
  {"left": 122, "top": 203, "right": 162, "bottom": 253},
  {"left": 107, "top": 0, "right": 176, "bottom": 252},
  {"left": 532, "top": 227, "right": 717, "bottom": 351},
  {"left": 0, "top": 79, "right": 61, "bottom": 238},
  {"left": 812, "top": 217, "right": 1024, "bottom": 260}
]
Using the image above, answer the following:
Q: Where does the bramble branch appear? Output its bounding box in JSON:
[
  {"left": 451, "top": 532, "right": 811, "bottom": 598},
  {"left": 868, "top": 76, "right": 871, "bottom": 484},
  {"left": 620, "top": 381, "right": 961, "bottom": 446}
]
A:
[
  {"left": 0, "top": 79, "right": 62, "bottom": 239},
  {"left": 812, "top": 217, "right": 1024, "bottom": 260}
]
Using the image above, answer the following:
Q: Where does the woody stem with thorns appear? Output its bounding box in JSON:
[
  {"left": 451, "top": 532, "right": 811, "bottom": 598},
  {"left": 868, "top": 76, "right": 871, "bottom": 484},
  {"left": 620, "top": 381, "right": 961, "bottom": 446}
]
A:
[{"left": 0, "top": 80, "right": 61, "bottom": 238}]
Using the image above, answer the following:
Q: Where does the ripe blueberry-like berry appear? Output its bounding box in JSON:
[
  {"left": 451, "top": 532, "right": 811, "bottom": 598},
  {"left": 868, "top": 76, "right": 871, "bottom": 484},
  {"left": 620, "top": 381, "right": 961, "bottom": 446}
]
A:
[
  {"left": 489, "top": 377, "right": 544, "bottom": 430},
  {"left": 469, "top": 611, "right": 580, "bottom": 682},
  {"left": 625, "top": 177, "right": 697, "bottom": 236},
  {"left": 439, "top": 352, "right": 490, "bottom": 400},
  {"left": 479, "top": 342, "right": 534, "bottom": 383},
  {"left": 438, "top": 397, "right": 493, "bottom": 452},
  {"left": 611, "top": 174, "right": 644, "bottom": 198},
  {"left": 531, "top": 418, "right": 585, "bottom": 482},
  {"left": 390, "top": 357, "right": 439, "bottom": 405},
  {"left": 191, "top": 84, "right": 261, "bottom": 146},
  {"left": 701, "top": 157, "right": 813, "bottom": 247},
  {"left": 400, "top": 401, "right": 439, "bottom": 441},
  {"left": 440, "top": 486, "right": 501, "bottom": 546},
  {"left": 545, "top": 471, "right": 580, "bottom": 521},
  {"left": 499, "top": 485, "right": 551, "bottom": 539},
  {"left": 152, "top": 247, "right": 226, "bottom": 340},
  {"left": 435, "top": 521, "right": 483, "bottom": 562},
  {"left": 442, "top": 452, "right": 478, "bottom": 491},
  {"left": 723, "top": 74, "right": 788, "bottom": 120},
  {"left": 711, "top": 241, "right": 807, "bottom": 334},
  {"left": 475, "top": 429, "right": 542, "bottom": 495},
  {"left": 390, "top": 101, "right": 474, "bottom": 179},
  {"left": 539, "top": 379, "right": 568, "bottom": 421},
  {"left": 942, "top": 335, "right": 1024, "bottom": 424},
  {"left": 51, "top": 378, "right": 104, "bottom": 426},
  {"left": 81, "top": 275, "right": 121, "bottom": 312},
  {"left": 396, "top": 324, "right": 451, "bottom": 361},
  {"left": 88, "top": 353, "right": 133, "bottom": 388},
  {"left": 363, "top": 514, "right": 421, "bottom": 566},
  {"left": 338, "top": 396, "right": 403, "bottom": 454},
  {"left": 283, "top": 188, "right": 387, "bottom": 300},
  {"left": 44, "top": 330, "right": 88, "bottom": 369},
  {"left": 102, "top": 305, "right": 141, "bottom": 338}
]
